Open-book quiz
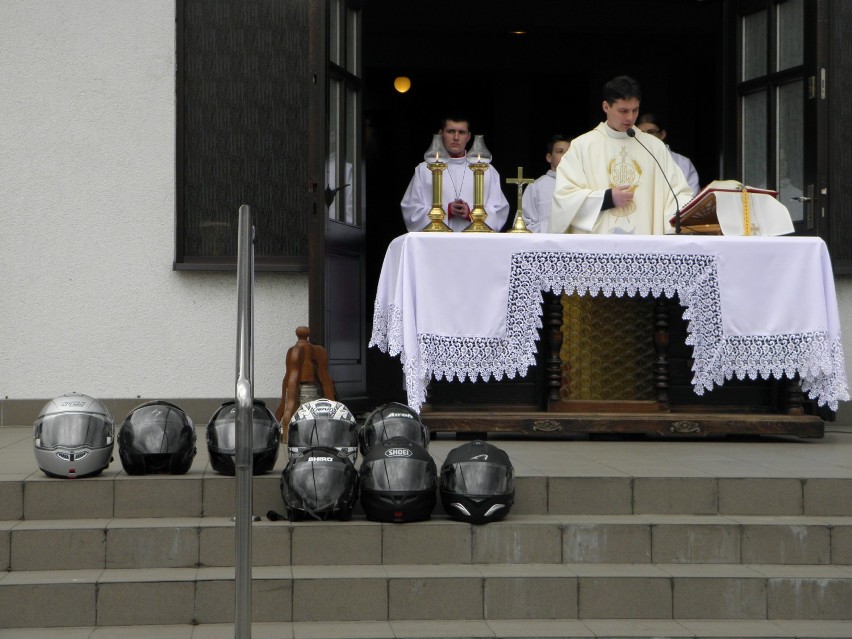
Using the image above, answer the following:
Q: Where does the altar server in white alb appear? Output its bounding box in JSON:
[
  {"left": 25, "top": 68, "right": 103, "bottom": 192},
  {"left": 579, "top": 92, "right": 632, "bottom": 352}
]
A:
[
  {"left": 636, "top": 112, "right": 700, "bottom": 196},
  {"left": 549, "top": 76, "right": 693, "bottom": 235},
  {"left": 401, "top": 115, "right": 510, "bottom": 233},
  {"left": 522, "top": 134, "right": 571, "bottom": 233}
]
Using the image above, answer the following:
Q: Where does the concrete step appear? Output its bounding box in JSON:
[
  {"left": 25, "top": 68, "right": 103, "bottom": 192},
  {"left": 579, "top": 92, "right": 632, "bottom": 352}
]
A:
[
  {"left": 0, "top": 619, "right": 852, "bottom": 639},
  {"left": 5, "top": 473, "right": 852, "bottom": 520},
  {"left": 1, "top": 564, "right": 851, "bottom": 627},
  {"left": 0, "top": 618, "right": 851, "bottom": 638},
  {"left": 2, "top": 515, "right": 852, "bottom": 571}
]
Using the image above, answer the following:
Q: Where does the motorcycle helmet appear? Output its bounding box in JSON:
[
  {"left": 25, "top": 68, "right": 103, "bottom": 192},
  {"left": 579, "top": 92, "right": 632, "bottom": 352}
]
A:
[
  {"left": 118, "top": 400, "right": 197, "bottom": 475},
  {"left": 358, "top": 402, "right": 429, "bottom": 456},
  {"left": 287, "top": 398, "right": 358, "bottom": 463},
  {"left": 359, "top": 436, "right": 437, "bottom": 523},
  {"left": 439, "top": 440, "right": 515, "bottom": 525},
  {"left": 206, "top": 400, "right": 281, "bottom": 475},
  {"left": 280, "top": 446, "right": 359, "bottom": 521},
  {"left": 33, "top": 392, "right": 115, "bottom": 478}
]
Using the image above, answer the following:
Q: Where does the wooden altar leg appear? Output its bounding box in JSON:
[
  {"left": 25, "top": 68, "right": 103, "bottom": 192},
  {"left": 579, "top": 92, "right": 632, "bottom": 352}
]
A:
[
  {"left": 782, "top": 375, "right": 805, "bottom": 416},
  {"left": 544, "top": 292, "right": 564, "bottom": 407},
  {"left": 654, "top": 298, "right": 671, "bottom": 409}
]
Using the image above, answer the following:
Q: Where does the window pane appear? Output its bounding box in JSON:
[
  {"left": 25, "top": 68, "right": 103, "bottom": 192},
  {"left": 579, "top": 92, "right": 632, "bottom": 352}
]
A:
[
  {"left": 777, "top": 81, "right": 804, "bottom": 222},
  {"left": 347, "top": 7, "right": 360, "bottom": 77},
  {"left": 741, "top": 10, "right": 767, "bottom": 81},
  {"left": 742, "top": 91, "right": 767, "bottom": 188},
  {"left": 179, "top": 0, "right": 308, "bottom": 262},
  {"left": 346, "top": 86, "right": 360, "bottom": 226},
  {"left": 327, "top": 79, "right": 343, "bottom": 221},
  {"left": 329, "top": 0, "right": 343, "bottom": 66},
  {"left": 777, "top": 0, "right": 804, "bottom": 70}
]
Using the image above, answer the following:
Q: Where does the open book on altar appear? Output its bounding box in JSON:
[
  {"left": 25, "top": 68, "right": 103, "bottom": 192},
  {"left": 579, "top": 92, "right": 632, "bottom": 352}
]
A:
[{"left": 671, "top": 179, "right": 795, "bottom": 236}]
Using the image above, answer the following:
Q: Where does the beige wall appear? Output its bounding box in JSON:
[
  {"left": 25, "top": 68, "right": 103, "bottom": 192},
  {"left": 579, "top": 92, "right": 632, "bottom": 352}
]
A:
[{"left": 0, "top": 1, "right": 308, "bottom": 412}]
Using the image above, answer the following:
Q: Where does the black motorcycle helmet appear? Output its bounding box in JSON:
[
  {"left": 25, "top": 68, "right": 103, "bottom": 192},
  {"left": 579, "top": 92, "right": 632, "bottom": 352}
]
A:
[
  {"left": 439, "top": 440, "right": 515, "bottom": 525},
  {"left": 359, "top": 436, "right": 437, "bottom": 523},
  {"left": 358, "top": 402, "right": 429, "bottom": 456},
  {"left": 287, "top": 399, "right": 358, "bottom": 463},
  {"left": 118, "top": 401, "right": 196, "bottom": 475},
  {"left": 206, "top": 400, "right": 281, "bottom": 475},
  {"left": 280, "top": 446, "right": 359, "bottom": 521}
]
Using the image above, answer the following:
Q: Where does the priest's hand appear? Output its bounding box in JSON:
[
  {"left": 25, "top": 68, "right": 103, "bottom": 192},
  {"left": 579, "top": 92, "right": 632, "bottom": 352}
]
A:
[
  {"left": 612, "top": 186, "right": 634, "bottom": 208},
  {"left": 449, "top": 199, "right": 471, "bottom": 219}
]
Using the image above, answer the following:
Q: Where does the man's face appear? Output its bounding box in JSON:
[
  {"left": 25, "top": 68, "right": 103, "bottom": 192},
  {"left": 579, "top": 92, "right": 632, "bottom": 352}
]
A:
[
  {"left": 440, "top": 120, "right": 471, "bottom": 157},
  {"left": 637, "top": 121, "right": 666, "bottom": 141},
  {"left": 546, "top": 141, "right": 571, "bottom": 171},
  {"left": 602, "top": 98, "right": 640, "bottom": 132}
]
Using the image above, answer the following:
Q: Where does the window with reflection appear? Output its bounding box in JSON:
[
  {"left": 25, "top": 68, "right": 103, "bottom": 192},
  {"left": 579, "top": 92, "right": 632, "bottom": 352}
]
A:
[
  {"left": 326, "top": 0, "right": 362, "bottom": 228},
  {"left": 737, "top": 0, "right": 807, "bottom": 231}
]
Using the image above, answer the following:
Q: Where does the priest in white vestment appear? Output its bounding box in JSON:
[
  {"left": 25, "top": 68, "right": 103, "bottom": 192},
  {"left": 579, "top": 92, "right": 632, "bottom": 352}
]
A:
[
  {"left": 549, "top": 76, "right": 693, "bottom": 235},
  {"left": 522, "top": 134, "right": 571, "bottom": 233},
  {"left": 401, "top": 116, "right": 510, "bottom": 233}
]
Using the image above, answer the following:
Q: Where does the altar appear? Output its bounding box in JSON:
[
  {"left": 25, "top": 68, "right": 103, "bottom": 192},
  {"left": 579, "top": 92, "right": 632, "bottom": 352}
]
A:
[{"left": 369, "top": 233, "right": 849, "bottom": 438}]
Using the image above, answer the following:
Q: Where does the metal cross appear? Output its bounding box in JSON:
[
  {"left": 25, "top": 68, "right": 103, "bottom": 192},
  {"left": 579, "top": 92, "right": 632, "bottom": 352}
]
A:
[{"left": 506, "top": 166, "right": 535, "bottom": 214}]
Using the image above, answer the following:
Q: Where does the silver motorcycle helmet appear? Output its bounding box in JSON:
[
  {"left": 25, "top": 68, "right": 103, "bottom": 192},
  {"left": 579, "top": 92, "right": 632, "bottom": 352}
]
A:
[
  {"left": 287, "top": 398, "right": 358, "bottom": 463},
  {"left": 206, "top": 399, "right": 281, "bottom": 475},
  {"left": 33, "top": 392, "right": 115, "bottom": 478}
]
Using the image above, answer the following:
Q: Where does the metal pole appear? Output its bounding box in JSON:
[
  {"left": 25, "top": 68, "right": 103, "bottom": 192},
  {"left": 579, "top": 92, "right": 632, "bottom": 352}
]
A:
[{"left": 234, "top": 204, "right": 254, "bottom": 639}]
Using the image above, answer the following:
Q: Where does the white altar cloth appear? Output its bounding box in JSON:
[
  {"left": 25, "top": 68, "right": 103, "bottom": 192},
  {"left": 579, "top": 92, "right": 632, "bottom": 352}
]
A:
[{"left": 369, "top": 233, "right": 849, "bottom": 414}]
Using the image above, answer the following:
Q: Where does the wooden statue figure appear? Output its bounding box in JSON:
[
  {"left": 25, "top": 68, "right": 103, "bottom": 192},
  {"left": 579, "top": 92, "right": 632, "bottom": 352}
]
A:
[{"left": 275, "top": 326, "right": 335, "bottom": 427}]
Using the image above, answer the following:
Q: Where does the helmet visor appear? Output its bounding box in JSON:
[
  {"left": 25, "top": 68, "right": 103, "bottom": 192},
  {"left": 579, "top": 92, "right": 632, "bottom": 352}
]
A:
[
  {"left": 362, "top": 458, "right": 434, "bottom": 491},
  {"left": 287, "top": 460, "right": 351, "bottom": 511},
  {"left": 35, "top": 413, "right": 112, "bottom": 449},
  {"left": 210, "top": 418, "right": 277, "bottom": 453},
  {"left": 290, "top": 417, "right": 356, "bottom": 448},
  {"left": 375, "top": 417, "right": 425, "bottom": 444},
  {"left": 441, "top": 461, "right": 513, "bottom": 495}
]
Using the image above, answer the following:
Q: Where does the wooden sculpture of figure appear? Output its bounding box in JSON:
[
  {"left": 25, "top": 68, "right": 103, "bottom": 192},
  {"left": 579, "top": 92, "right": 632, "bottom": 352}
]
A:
[{"left": 275, "top": 326, "right": 335, "bottom": 427}]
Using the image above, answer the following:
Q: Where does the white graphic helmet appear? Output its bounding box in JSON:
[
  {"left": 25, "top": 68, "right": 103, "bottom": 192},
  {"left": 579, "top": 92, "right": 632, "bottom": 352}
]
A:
[{"left": 287, "top": 398, "right": 358, "bottom": 463}]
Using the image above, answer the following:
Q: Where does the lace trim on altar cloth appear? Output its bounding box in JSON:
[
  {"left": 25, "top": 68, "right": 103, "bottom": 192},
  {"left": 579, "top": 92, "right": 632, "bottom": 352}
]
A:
[{"left": 370, "top": 251, "right": 849, "bottom": 413}]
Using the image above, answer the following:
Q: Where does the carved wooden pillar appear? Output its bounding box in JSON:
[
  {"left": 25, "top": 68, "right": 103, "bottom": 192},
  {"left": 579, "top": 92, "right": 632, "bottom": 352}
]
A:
[
  {"left": 782, "top": 375, "right": 805, "bottom": 415},
  {"left": 653, "top": 297, "right": 671, "bottom": 408},
  {"left": 544, "top": 291, "right": 564, "bottom": 407}
]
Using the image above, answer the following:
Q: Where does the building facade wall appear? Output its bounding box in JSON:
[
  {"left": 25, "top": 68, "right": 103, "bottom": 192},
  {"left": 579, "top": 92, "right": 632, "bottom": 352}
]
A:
[
  {"left": 0, "top": 1, "right": 308, "bottom": 421},
  {"left": 1, "top": 1, "right": 849, "bottom": 427}
]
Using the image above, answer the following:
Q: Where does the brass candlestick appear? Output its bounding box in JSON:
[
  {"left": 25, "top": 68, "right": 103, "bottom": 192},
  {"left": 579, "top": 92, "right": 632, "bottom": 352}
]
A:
[
  {"left": 463, "top": 135, "right": 494, "bottom": 233},
  {"left": 421, "top": 161, "right": 452, "bottom": 232},
  {"left": 507, "top": 166, "right": 534, "bottom": 234},
  {"left": 420, "top": 134, "right": 452, "bottom": 232}
]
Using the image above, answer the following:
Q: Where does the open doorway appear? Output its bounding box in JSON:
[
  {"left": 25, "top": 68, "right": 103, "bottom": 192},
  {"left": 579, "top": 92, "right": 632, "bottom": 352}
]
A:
[{"left": 362, "top": 0, "right": 725, "bottom": 407}]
